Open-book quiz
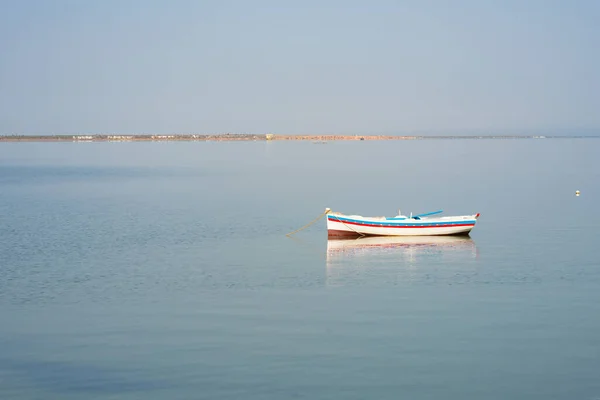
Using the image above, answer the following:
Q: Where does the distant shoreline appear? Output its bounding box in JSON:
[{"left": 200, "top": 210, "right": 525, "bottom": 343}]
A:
[{"left": 0, "top": 134, "right": 597, "bottom": 142}]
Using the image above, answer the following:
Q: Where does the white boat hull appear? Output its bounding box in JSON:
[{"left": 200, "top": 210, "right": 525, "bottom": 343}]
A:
[{"left": 326, "top": 211, "right": 479, "bottom": 238}]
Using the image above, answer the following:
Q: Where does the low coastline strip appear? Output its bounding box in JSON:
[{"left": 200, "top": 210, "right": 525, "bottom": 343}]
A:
[{"left": 0, "top": 134, "right": 575, "bottom": 142}]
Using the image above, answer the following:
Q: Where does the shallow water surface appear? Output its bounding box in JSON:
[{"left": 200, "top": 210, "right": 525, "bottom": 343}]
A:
[{"left": 1, "top": 139, "right": 599, "bottom": 399}]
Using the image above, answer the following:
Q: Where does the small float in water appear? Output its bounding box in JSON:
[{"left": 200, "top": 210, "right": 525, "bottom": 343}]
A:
[{"left": 326, "top": 208, "right": 480, "bottom": 238}]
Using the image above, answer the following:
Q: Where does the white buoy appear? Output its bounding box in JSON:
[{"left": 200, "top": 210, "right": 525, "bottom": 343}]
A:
[{"left": 575, "top": 190, "right": 580, "bottom": 196}]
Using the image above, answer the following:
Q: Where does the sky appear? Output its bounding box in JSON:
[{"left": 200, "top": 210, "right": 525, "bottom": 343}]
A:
[{"left": 0, "top": 0, "right": 599, "bottom": 136}]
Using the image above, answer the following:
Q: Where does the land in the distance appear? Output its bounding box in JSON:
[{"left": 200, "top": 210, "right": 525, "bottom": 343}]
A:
[{"left": 0, "top": 134, "right": 595, "bottom": 142}]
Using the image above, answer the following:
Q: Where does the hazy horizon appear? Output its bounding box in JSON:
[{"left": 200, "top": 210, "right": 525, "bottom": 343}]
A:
[
  {"left": 1, "top": 0, "right": 599, "bottom": 136},
  {"left": 2, "top": 130, "right": 600, "bottom": 138}
]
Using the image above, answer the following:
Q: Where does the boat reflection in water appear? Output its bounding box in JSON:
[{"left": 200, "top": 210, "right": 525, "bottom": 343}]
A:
[{"left": 326, "top": 235, "right": 478, "bottom": 287}]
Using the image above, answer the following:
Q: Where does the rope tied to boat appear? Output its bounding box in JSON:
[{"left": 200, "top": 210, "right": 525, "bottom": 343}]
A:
[
  {"left": 286, "top": 208, "right": 331, "bottom": 237},
  {"left": 338, "top": 218, "right": 366, "bottom": 237}
]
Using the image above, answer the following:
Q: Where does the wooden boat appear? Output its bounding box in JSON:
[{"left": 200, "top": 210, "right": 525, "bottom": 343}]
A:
[{"left": 326, "top": 208, "right": 479, "bottom": 238}]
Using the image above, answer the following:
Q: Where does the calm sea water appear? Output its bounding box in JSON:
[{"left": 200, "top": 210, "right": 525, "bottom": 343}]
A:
[{"left": 1, "top": 139, "right": 599, "bottom": 400}]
